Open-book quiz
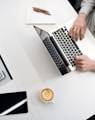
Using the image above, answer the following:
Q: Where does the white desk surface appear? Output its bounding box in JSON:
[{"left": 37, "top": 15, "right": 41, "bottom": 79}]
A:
[{"left": 0, "top": 0, "right": 95, "bottom": 120}]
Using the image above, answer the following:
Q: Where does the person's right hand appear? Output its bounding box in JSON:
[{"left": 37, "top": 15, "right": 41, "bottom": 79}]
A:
[
  {"left": 69, "top": 13, "right": 87, "bottom": 41},
  {"left": 74, "top": 55, "right": 95, "bottom": 71}
]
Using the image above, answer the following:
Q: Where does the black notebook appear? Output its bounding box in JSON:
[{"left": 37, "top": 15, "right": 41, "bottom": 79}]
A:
[
  {"left": 87, "top": 115, "right": 95, "bottom": 120},
  {"left": 0, "top": 91, "right": 28, "bottom": 116}
]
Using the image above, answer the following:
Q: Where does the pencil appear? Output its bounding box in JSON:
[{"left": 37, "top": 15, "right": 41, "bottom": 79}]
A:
[{"left": 32, "top": 7, "right": 51, "bottom": 15}]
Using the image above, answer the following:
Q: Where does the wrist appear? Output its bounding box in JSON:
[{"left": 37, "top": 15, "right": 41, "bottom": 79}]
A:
[{"left": 78, "top": 13, "right": 87, "bottom": 20}]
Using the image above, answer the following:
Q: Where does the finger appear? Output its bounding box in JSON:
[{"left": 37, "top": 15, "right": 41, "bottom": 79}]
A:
[
  {"left": 74, "top": 56, "right": 85, "bottom": 66},
  {"left": 76, "top": 66, "right": 83, "bottom": 71},
  {"left": 76, "top": 64, "right": 82, "bottom": 70},
  {"left": 72, "top": 26, "right": 82, "bottom": 41},
  {"left": 79, "top": 32, "right": 84, "bottom": 40},
  {"left": 75, "top": 60, "right": 84, "bottom": 66},
  {"left": 74, "top": 56, "right": 81, "bottom": 61},
  {"left": 69, "top": 25, "right": 74, "bottom": 37},
  {"left": 74, "top": 55, "right": 85, "bottom": 61},
  {"left": 79, "top": 27, "right": 86, "bottom": 40},
  {"left": 76, "top": 64, "right": 85, "bottom": 71},
  {"left": 71, "top": 27, "right": 77, "bottom": 41},
  {"left": 74, "top": 27, "right": 81, "bottom": 41}
]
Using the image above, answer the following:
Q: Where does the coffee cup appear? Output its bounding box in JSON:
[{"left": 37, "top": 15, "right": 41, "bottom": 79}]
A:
[{"left": 40, "top": 88, "right": 54, "bottom": 103}]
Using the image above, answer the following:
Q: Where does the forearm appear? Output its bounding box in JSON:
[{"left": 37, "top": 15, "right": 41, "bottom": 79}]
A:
[{"left": 79, "top": 0, "right": 95, "bottom": 15}]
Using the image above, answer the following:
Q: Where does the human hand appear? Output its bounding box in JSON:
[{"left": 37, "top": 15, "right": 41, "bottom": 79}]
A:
[
  {"left": 74, "top": 55, "right": 95, "bottom": 71},
  {"left": 69, "top": 13, "right": 87, "bottom": 41}
]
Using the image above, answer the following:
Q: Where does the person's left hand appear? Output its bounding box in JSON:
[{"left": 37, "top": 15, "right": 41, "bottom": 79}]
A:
[{"left": 74, "top": 55, "right": 95, "bottom": 71}]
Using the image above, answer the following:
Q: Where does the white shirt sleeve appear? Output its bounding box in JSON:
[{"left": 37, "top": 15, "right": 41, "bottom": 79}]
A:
[{"left": 79, "top": 0, "right": 95, "bottom": 15}]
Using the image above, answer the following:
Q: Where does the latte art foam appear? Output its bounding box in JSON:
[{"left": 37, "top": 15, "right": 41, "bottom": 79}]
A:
[{"left": 40, "top": 88, "right": 54, "bottom": 102}]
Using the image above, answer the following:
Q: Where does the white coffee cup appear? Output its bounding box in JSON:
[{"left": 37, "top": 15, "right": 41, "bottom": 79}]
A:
[{"left": 40, "top": 88, "right": 55, "bottom": 103}]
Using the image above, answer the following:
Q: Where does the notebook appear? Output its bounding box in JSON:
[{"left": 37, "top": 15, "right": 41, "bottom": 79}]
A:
[
  {"left": 87, "top": 114, "right": 95, "bottom": 120},
  {"left": 0, "top": 91, "right": 28, "bottom": 116},
  {"left": 33, "top": 22, "right": 95, "bottom": 75},
  {"left": 25, "top": 6, "right": 56, "bottom": 25}
]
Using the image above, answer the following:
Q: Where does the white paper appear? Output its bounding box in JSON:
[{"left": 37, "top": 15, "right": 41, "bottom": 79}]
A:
[{"left": 25, "top": 6, "right": 56, "bottom": 25}]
